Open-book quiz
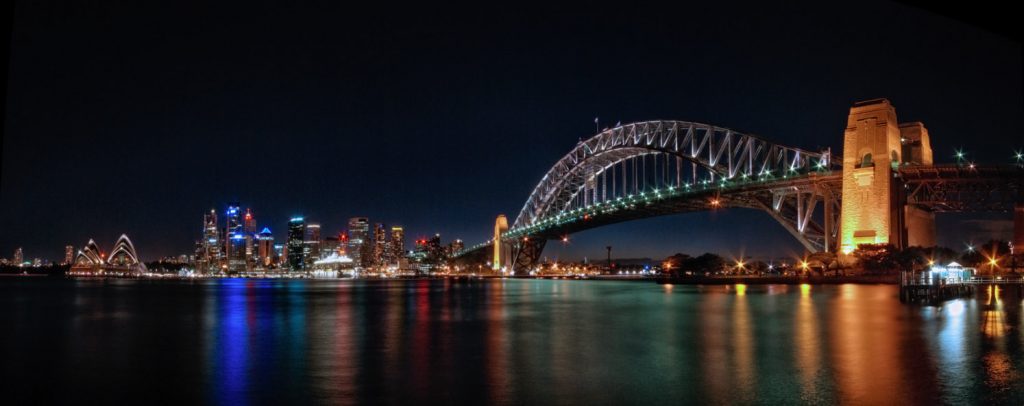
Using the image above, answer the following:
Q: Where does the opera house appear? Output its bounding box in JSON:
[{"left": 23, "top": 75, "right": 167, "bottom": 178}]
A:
[{"left": 68, "top": 234, "right": 147, "bottom": 276}]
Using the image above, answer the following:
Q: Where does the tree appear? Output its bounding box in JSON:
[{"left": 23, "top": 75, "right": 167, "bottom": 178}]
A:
[
  {"left": 853, "top": 244, "right": 898, "bottom": 274},
  {"left": 662, "top": 253, "right": 691, "bottom": 276},
  {"left": 686, "top": 253, "right": 726, "bottom": 274},
  {"left": 893, "top": 246, "right": 931, "bottom": 271}
]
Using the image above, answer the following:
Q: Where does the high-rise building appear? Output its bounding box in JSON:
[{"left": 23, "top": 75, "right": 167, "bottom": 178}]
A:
[
  {"left": 14, "top": 247, "right": 23, "bottom": 266},
  {"left": 244, "top": 208, "right": 257, "bottom": 265},
  {"left": 287, "top": 217, "right": 306, "bottom": 271},
  {"left": 225, "top": 203, "right": 246, "bottom": 272},
  {"left": 273, "top": 244, "right": 286, "bottom": 266},
  {"left": 373, "top": 223, "right": 387, "bottom": 267},
  {"left": 347, "top": 217, "right": 370, "bottom": 268},
  {"left": 201, "top": 209, "right": 221, "bottom": 272},
  {"left": 243, "top": 208, "right": 257, "bottom": 234},
  {"left": 64, "top": 245, "right": 74, "bottom": 265},
  {"left": 449, "top": 239, "right": 464, "bottom": 257},
  {"left": 321, "top": 236, "right": 341, "bottom": 259},
  {"left": 338, "top": 232, "right": 349, "bottom": 255},
  {"left": 257, "top": 227, "right": 274, "bottom": 267},
  {"left": 427, "top": 234, "right": 444, "bottom": 262},
  {"left": 304, "top": 223, "right": 321, "bottom": 266},
  {"left": 389, "top": 226, "right": 405, "bottom": 264}
]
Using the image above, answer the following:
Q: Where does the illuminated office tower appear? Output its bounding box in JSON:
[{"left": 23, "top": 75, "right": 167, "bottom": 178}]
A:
[
  {"left": 321, "top": 236, "right": 340, "bottom": 259},
  {"left": 244, "top": 208, "right": 257, "bottom": 233},
  {"left": 244, "top": 208, "right": 257, "bottom": 264},
  {"left": 389, "top": 226, "right": 405, "bottom": 264},
  {"left": 64, "top": 245, "right": 74, "bottom": 265},
  {"left": 338, "top": 232, "right": 349, "bottom": 255},
  {"left": 373, "top": 223, "right": 387, "bottom": 266},
  {"left": 257, "top": 228, "right": 274, "bottom": 267},
  {"left": 200, "top": 209, "right": 221, "bottom": 272},
  {"left": 347, "top": 217, "right": 370, "bottom": 268},
  {"left": 287, "top": 217, "right": 306, "bottom": 271},
  {"left": 304, "top": 223, "right": 321, "bottom": 266},
  {"left": 224, "top": 203, "right": 246, "bottom": 272},
  {"left": 449, "top": 239, "right": 464, "bottom": 257},
  {"left": 273, "top": 244, "right": 285, "bottom": 266},
  {"left": 14, "top": 247, "right": 24, "bottom": 266}
]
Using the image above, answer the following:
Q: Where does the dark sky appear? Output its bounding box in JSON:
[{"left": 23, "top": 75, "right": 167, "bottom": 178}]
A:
[{"left": 2, "top": 1, "right": 1022, "bottom": 262}]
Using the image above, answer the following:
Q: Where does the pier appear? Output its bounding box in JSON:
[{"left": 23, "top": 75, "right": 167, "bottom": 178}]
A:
[{"left": 899, "top": 262, "right": 1024, "bottom": 303}]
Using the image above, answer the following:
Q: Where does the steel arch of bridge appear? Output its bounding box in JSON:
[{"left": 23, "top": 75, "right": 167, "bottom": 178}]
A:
[{"left": 511, "top": 120, "right": 835, "bottom": 231}]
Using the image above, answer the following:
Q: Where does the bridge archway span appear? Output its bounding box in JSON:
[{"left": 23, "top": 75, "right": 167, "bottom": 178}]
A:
[{"left": 513, "top": 120, "right": 833, "bottom": 230}]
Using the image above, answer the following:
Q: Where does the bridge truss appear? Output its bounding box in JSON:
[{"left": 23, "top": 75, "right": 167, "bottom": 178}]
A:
[{"left": 454, "top": 121, "right": 1023, "bottom": 274}]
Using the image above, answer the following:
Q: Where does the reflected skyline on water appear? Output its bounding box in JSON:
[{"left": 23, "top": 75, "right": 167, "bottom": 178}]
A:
[{"left": 3, "top": 278, "right": 1024, "bottom": 404}]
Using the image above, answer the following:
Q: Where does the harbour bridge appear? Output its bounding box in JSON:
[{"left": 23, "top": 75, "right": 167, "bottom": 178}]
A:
[{"left": 453, "top": 99, "right": 1024, "bottom": 273}]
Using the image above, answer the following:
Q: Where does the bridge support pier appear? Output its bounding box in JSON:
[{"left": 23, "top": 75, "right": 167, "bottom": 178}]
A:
[
  {"left": 840, "top": 99, "right": 935, "bottom": 255},
  {"left": 510, "top": 238, "right": 545, "bottom": 275}
]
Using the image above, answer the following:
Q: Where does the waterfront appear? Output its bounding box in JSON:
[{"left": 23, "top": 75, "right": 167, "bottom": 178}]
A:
[{"left": 2, "top": 278, "right": 1024, "bottom": 404}]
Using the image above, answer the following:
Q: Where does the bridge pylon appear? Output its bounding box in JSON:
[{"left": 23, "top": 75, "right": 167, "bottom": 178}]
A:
[
  {"left": 493, "top": 215, "right": 509, "bottom": 271},
  {"left": 840, "top": 99, "right": 936, "bottom": 255}
]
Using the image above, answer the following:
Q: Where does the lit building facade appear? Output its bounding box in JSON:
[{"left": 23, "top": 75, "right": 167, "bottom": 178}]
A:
[
  {"left": 373, "top": 223, "right": 387, "bottom": 267},
  {"left": 64, "top": 245, "right": 74, "bottom": 265},
  {"left": 244, "top": 208, "right": 257, "bottom": 264},
  {"left": 347, "top": 217, "right": 370, "bottom": 268},
  {"left": 389, "top": 226, "right": 405, "bottom": 264},
  {"left": 287, "top": 217, "right": 306, "bottom": 271},
  {"left": 201, "top": 209, "right": 221, "bottom": 272},
  {"left": 273, "top": 244, "right": 286, "bottom": 266},
  {"left": 321, "top": 236, "right": 341, "bottom": 259},
  {"left": 225, "top": 203, "right": 246, "bottom": 272},
  {"left": 257, "top": 227, "right": 274, "bottom": 267},
  {"left": 304, "top": 223, "right": 321, "bottom": 267}
]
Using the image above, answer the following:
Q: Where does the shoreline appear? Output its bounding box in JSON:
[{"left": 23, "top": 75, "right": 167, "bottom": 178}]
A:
[
  {"left": 655, "top": 275, "right": 899, "bottom": 285},
  {"left": 1, "top": 274, "right": 900, "bottom": 285}
]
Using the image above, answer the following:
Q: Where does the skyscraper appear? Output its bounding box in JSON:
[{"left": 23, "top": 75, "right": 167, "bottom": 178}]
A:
[
  {"left": 338, "top": 232, "right": 349, "bottom": 256},
  {"left": 13, "top": 247, "right": 23, "bottom": 266},
  {"left": 64, "top": 245, "right": 74, "bottom": 265},
  {"left": 244, "top": 208, "right": 257, "bottom": 266},
  {"left": 373, "top": 223, "right": 387, "bottom": 267},
  {"left": 202, "top": 209, "right": 221, "bottom": 272},
  {"left": 257, "top": 227, "right": 274, "bottom": 267},
  {"left": 321, "top": 236, "right": 340, "bottom": 259},
  {"left": 243, "top": 208, "right": 257, "bottom": 234},
  {"left": 273, "top": 244, "right": 285, "bottom": 266},
  {"left": 225, "top": 203, "right": 246, "bottom": 272},
  {"left": 389, "top": 226, "right": 405, "bottom": 264},
  {"left": 449, "top": 239, "right": 464, "bottom": 257},
  {"left": 304, "top": 223, "right": 321, "bottom": 267},
  {"left": 347, "top": 217, "right": 370, "bottom": 268},
  {"left": 287, "top": 217, "right": 306, "bottom": 271}
]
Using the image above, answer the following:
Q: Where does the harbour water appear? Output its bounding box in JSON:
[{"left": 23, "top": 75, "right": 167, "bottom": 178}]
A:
[{"left": 2, "top": 278, "right": 1022, "bottom": 404}]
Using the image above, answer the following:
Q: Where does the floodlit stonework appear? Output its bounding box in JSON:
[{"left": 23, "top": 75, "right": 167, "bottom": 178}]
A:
[{"left": 840, "top": 99, "right": 937, "bottom": 254}]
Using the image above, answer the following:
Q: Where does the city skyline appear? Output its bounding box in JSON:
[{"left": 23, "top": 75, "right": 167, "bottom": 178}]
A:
[{"left": 2, "top": 2, "right": 1022, "bottom": 261}]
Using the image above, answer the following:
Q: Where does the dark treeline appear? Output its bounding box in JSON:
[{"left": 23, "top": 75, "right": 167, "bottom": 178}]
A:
[
  {"left": 661, "top": 239, "right": 1021, "bottom": 277},
  {"left": 855, "top": 240, "right": 1018, "bottom": 274}
]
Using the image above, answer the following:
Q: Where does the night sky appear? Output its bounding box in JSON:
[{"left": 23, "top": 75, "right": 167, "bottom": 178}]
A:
[{"left": 2, "top": 1, "right": 1022, "bottom": 262}]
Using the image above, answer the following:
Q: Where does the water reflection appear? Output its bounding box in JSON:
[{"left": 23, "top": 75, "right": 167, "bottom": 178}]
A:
[
  {"left": 731, "top": 285, "right": 755, "bottom": 402},
  {"left": 7, "top": 278, "right": 1024, "bottom": 404},
  {"left": 982, "top": 285, "right": 1006, "bottom": 338},
  {"left": 794, "top": 282, "right": 823, "bottom": 403}
]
